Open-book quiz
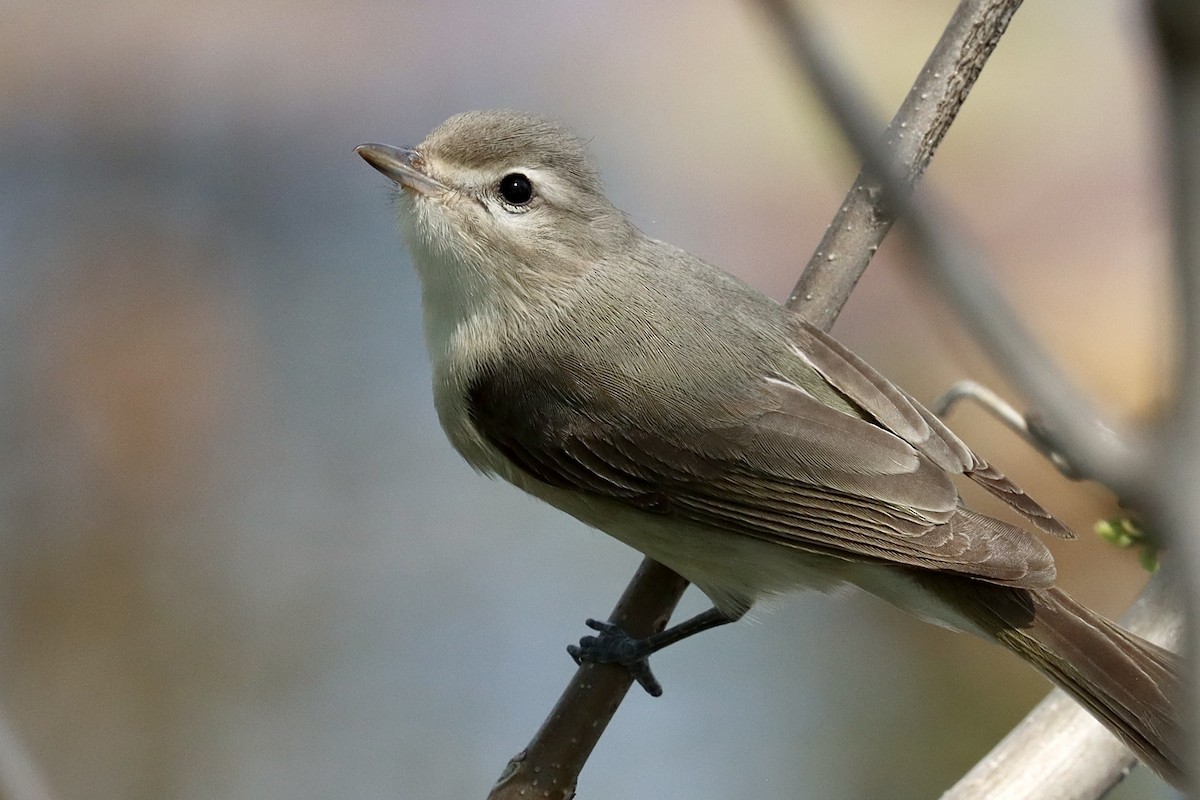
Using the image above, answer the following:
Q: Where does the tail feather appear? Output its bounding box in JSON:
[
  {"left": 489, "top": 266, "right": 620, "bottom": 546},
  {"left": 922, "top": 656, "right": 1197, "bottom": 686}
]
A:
[
  {"left": 1006, "top": 588, "right": 1181, "bottom": 784},
  {"left": 920, "top": 576, "right": 1183, "bottom": 787}
]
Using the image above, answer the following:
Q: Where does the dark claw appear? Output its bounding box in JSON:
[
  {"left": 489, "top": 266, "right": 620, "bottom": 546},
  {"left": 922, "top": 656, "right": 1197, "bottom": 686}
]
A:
[
  {"left": 566, "top": 618, "right": 664, "bottom": 696},
  {"left": 627, "top": 659, "right": 663, "bottom": 696}
]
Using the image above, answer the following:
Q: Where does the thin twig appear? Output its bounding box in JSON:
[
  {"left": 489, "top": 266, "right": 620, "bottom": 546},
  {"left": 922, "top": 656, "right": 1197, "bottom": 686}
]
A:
[
  {"left": 932, "top": 381, "right": 1032, "bottom": 434},
  {"left": 933, "top": 380, "right": 1079, "bottom": 478},
  {"left": 487, "top": 2, "right": 1028, "bottom": 797}
]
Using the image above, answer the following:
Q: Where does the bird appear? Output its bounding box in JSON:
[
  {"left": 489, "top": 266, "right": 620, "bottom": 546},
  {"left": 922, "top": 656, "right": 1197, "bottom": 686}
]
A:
[{"left": 356, "top": 109, "right": 1182, "bottom": 786}]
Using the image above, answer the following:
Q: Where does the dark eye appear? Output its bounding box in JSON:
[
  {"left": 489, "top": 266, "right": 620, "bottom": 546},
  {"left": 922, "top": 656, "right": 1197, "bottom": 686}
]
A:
[{"left": 498, "top": 173, "right": 534, "bottom": 206}]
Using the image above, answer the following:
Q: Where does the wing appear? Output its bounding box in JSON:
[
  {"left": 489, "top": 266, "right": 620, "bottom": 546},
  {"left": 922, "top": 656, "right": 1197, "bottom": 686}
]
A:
[
  {"left": 466, "top": 349, "right": 1055, "bottom": 589},
  {"left": 788, "top": 319, "right": 1073, "bottom": 539}
]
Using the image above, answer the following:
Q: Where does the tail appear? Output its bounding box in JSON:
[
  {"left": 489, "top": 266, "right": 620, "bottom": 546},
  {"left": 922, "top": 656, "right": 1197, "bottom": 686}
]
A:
[{"left": 922, "top": 576, "right": 1184, "bottom": 787}]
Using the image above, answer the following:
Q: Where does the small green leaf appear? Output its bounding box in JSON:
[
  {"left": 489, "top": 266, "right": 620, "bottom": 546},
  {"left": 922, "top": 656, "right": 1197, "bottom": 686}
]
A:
[{"left": 1094, "top": 516, "right": 1159, "bottom": 573}]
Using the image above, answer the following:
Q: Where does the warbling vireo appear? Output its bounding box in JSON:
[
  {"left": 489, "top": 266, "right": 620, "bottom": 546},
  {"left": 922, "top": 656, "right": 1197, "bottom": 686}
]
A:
[{"left": 356, "top": 110, "right": 1181, "bottom": 785}]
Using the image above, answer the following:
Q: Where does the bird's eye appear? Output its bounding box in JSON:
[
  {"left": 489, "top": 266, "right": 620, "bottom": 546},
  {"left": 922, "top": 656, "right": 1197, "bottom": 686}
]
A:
[{"left": 498, "top": 173, "right": 534, "bottom": 207}]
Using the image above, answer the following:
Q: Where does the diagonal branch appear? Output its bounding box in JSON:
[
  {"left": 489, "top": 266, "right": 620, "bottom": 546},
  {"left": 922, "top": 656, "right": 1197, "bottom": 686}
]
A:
[
  {"left": 486, "top": 2, "right": 1026, "bottom": 797},
  {"left": 488, "top": 558, "right": 688, "bottom": 800},
  {"left": 771, "top": 0, "right": 1025, "bottom": 327}
]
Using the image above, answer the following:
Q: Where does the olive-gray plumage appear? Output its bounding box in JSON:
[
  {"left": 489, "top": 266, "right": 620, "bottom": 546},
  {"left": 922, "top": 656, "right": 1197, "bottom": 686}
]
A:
[{"left": 356, "top": 110, "right": 1181, "bottom": 785}]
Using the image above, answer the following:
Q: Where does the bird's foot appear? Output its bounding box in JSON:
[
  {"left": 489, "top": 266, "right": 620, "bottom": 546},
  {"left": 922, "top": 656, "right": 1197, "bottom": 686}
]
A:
[{"left": 567, "top": 618, "right": 663, "bottom": 696}]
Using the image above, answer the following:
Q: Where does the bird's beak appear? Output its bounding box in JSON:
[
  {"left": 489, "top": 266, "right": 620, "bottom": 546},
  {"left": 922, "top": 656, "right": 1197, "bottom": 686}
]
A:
[{"left": 355, "top": 143, "right": 446, "bottom": 195}]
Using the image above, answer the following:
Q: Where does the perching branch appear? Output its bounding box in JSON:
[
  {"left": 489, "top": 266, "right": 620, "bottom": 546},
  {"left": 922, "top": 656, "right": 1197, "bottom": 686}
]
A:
[
  {"left": 486, "top": 2, "right": 1027, "bottom": 797},
  {"left": 769, "top": 0, "right": 1026, "bottom": 329},
  {"left": 487, "top": 560, "right": 688, "bottom": 800}
]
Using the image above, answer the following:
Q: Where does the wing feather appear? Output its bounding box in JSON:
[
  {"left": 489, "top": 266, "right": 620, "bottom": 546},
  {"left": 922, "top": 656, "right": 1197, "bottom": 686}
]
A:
[
  {"left": 466, "top": 354, "right": 1055, "bottom": 589},
  {"left": 790, "top": 319, "right": 1073, "bottom": 539}
]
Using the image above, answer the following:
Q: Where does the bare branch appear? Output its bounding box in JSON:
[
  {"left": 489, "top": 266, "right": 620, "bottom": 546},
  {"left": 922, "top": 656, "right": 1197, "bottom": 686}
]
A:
[
  {"left": 932, "top": 381, "right": 1032, "bottom": 437},
  {"left": 765, "top": 0, "right": 1026, "bottom": 326},
  {"left": 1147, "top": 0, "right": 1200, "bottom": 789},
  {"left": 488, "top": 560, "right": 689, "bottom": 800},
  {"left": 933, "top": 381, "right": 1079, "bottom": 479}
]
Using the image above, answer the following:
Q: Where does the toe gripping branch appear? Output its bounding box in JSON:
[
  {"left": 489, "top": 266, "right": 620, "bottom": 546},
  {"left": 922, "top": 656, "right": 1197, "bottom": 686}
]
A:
[{"left": 567, "top": 606, "right": 740, "bottom": 696}]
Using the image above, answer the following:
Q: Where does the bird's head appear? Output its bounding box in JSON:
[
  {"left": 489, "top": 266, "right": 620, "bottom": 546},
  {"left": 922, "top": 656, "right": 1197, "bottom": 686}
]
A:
[{"left": 357, "top": 110, "right": 634, "bottom": 287}]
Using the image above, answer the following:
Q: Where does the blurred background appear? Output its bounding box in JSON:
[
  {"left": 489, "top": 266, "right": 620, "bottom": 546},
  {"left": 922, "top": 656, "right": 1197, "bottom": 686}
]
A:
[{"left": 0, "top": 1, "right": 1176, "bottom": 798}]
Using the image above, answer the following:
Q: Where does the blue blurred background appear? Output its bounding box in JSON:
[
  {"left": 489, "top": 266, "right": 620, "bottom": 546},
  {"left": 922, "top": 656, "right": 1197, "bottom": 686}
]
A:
[{"left": 0, "top": 1, "right": 1175, "bottom": 798}]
